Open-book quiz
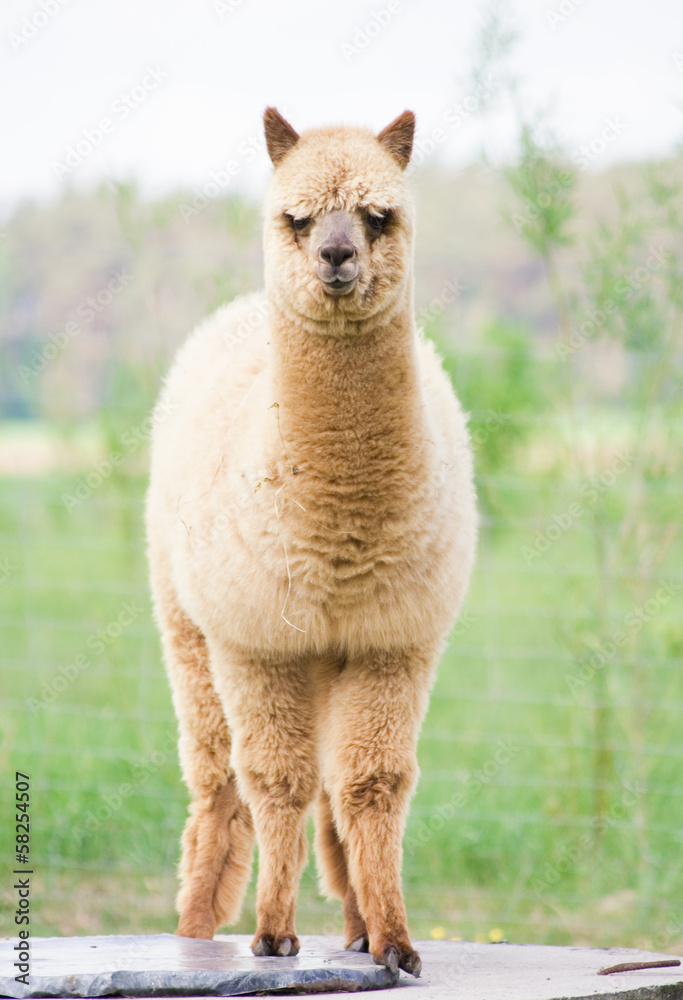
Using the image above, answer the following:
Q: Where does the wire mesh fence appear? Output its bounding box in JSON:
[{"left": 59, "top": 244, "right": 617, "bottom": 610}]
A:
[
  {"left": 1, "top": 158, "right": 682, "bottom": 952},
  {"left": 1, "top": 403, "right": 681, "bottom": 948}
]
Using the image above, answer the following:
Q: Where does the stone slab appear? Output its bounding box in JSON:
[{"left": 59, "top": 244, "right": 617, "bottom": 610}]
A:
[
  {"left": 1, "top": 935, "right": 682, "bottom": 999},
  {"left": 0, "top": 934, "right": 396, "bottom": 997}
]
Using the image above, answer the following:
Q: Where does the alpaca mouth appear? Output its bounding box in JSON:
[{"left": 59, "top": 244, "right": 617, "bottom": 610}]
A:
[{"left": 320, "top": 275, "right": 358, "bottom": 296}]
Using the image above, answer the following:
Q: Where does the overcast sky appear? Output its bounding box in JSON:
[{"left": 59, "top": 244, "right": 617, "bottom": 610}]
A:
[{"left": 2, "top": 0, "right": 682, "bottom": 214}]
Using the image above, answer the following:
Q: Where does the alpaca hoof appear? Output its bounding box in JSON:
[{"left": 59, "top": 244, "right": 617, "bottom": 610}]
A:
[
  {"left": 401, "top": 948, "right": 422, "bottom": 977},
  {"left": 346, "top": 935, "right": 369, "bottom": 952},
  {"left": 252, "top": 933, "right": 275, "bottom": 956},
  {"left": 381, "top": 946, "right": 399, "bottom": 974},
  {"left": 276, "top": 935, "right": 299, "bottom": 956},
  {"left": 374, "top": 943, "right": 421, "bottom": 978},
  {"left": 251, "top": 933, "right": 300, "bottom": 957}
]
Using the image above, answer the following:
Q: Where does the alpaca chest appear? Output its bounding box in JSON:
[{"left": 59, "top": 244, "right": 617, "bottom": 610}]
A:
[
  {"left": 266, "top": 464, "right": 432, "bottom": 597},
  {"left": 179, "top": 467, "right": 449, "bottom": 652}
]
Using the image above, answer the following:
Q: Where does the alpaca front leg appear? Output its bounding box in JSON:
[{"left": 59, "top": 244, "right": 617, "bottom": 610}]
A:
[
  {"left": 248, "top": 788, "right": 310, "bottom": 956},
  {"left": 342, "top": 776, "right": 421, "bottom": 975},
  {"left": 211, "top": 648, "right": 320, "bottom": 957},
  {"left": 324, "top": 646, "right": 437, "bottom": 977}
]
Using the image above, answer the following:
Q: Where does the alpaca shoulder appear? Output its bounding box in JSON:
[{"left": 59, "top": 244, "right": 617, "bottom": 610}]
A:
[
  {"left": 156, "top": 291, "right": 269, "bottom": 414},
  {"left": 414, "top": 331, "right": 472, "bottom": 469}
]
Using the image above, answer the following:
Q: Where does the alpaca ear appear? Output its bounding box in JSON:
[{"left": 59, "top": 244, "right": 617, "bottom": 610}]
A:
[
  {"left": 376, "top": 111, "right": 415, "bottom": 169},
  {"left": 263, "top": 107, "right": 300, "bottom": 166}
]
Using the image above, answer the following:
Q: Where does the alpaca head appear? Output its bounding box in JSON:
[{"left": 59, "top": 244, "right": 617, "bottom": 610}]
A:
[{"left": 262, "top": 108, "right": 416, "bottom": 328}]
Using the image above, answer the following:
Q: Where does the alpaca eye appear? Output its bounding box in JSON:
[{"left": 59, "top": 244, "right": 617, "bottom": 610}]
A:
[
  {"left": 367, "top": 210, "right": 391, "bottom": 233},
  {"left": 287, "top": 215, "right": 311, "bottom": 231}
]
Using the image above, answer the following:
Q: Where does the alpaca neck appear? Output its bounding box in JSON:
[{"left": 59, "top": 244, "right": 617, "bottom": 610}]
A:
[{"left": 268, "top": 294, "right": 428, "bottom": 486}]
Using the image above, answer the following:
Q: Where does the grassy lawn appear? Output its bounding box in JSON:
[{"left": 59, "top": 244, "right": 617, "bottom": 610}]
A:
[{"left": 1, "top": 449, "right": 681, "bottom": 951}]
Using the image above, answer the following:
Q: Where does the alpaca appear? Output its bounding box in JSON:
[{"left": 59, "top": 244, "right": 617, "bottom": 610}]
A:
[{"left": 146, "top": 107, "right": 477, "bottom": 977}]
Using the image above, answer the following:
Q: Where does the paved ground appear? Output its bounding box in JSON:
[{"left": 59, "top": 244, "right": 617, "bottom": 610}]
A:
[
  {"left": 1, "top": 933, "right": 682, "bottom": 999},
  {"left": 367, "top": 939, "right": 683, "bottom": 1000}
]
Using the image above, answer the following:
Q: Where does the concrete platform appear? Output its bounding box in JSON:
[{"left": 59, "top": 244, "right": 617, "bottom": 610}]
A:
[{"left": 0, "top": 934, "right": 681, "bottom": 999}]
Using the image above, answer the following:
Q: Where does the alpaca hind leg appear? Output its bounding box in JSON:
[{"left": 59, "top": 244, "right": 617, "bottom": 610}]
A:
[
  {"left": 315, "top": 788, "right": 368, "bottom": 950},
  {"left": 150, "top": 554, "right": 254, "bottom": 938},
  {"left": 176, "top": 773, "right": 254, "bottom": 939}
]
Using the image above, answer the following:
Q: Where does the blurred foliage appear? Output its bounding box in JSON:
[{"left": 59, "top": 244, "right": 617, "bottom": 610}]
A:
[
  {"left": 489, "top": 51, "right": 683, "bottom": 846},
  {"left": 504, "top": 124, "right": 577, "bottom": 259},
  {"left": 3, "top": 158, "right": 683, "bottom": 424},
  {"left": 432, "top": 318, "right": 553, "bottom": 515}
]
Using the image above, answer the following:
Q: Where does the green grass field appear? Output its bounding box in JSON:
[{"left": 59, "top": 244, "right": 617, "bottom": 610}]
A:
[{"left": 1, "top": 409, "right": 681, "bottom": 951}]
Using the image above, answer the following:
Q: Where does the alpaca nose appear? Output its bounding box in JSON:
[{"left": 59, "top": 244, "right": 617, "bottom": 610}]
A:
[{"left": 319, "top": 240, "right": 355, "bottom": 268}]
